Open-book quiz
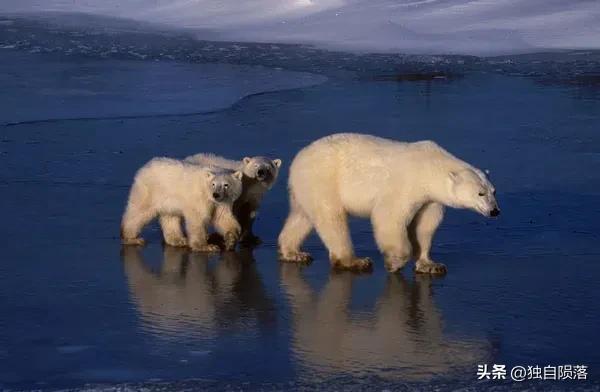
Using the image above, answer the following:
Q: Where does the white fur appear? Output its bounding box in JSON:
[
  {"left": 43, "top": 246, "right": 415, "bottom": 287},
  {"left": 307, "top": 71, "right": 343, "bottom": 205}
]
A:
[
  {"left": 278, "top": 133, "right": 499, "bottom": 272},
  {"left": 185, "top": 153, "right": 282, "bottom": 242},
  {"left": 121, "top": 158, "right": 243, "bottom": 252},
  {"left": 184, "top": 153, "right": 242, "bottom": 171}
]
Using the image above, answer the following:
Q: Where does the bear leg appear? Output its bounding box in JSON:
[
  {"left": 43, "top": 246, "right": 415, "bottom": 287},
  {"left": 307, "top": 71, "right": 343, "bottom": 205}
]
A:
[
  {"left": 213, "top": 204, "right": 241, "bottom": 251},
  {"left": 159, "top": 215, "right": 188, "bottom": 247},
  {"left": 121, "top": 206, "right": 155, "bottom": 246},
  {"left": 409, "top": 203, "right": 447, "bottom": 275},
  {"left": 312, "top": 208, "right": 371, "bottom": 271},
  {"left": 240, "top": 229, "right": 262, "bottom": 246},
  {"left": 383, "top": 255, "right": 410, "bottom": 273},
  {"left": 184, "top": 210, "right": 220, "bottom": 253},
  {"left": 236, "top": 203, "right": 262, "bottom": 245},
  {"left": 278, "top": 197, "right": 314, "bottom": 263},
  {"left": 372, "top": 203, "right": 413, "bottom": 273},
  {"left": 409, "top": 202, "right": 444, "bottom": 261}
]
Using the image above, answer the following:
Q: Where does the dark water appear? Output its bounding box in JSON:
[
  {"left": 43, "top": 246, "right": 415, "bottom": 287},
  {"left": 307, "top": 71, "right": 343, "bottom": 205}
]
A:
[{"left": 1, "top": 15, "right": 600, "bottom": 391}]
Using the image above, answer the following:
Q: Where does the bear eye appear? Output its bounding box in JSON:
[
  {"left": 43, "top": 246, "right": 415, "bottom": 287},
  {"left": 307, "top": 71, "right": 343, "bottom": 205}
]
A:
[
  {"left": 478, "top": 191, "right": 486, "bottom": 197},
  {"left": 212, "top": 183, "right": 216, "bottom": 188},
  {"left": 224, "top": 183, "right": 229, "bottom": 188},
  {"left": 493, "top": 190, "right": 496, "bottom": 196}
]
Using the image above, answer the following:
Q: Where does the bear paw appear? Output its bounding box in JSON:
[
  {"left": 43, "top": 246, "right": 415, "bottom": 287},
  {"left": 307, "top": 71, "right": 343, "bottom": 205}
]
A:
[
  {"left": 122, "top": 237, "right": 145, "bottom": 246},
  {"left": 415, "top": 260, "right": 447, "bottom": 275},
  {"left": 384, "top": 256, "right": 410, "bottom": 273},
  {"left": 240, "top": 233, "right": 262, "bottom": 247},
  {"left": 224, "top": 231, "right": 240, "bottom": 251},
  {"left": 190, "top": 242, "right": 221, "bottom": 253},
  {"left": 164, "top": 236, "right": 188, "bottom": 247},
  {"left": 207, "top": 232, "right": 225, "bottom": 247},
  {"left": 332, "top": 257, "right": 373, "bottom": 273},
  {"left": 279, "top": 251, "right": 313, "bottom": 264}
]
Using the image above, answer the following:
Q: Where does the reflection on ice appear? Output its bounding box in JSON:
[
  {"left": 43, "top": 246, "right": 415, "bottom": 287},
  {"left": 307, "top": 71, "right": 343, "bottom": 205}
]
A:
[
  {"left": 122, "top": 245, "right": 489, "bottom": 381},
  {"left": 121, "top": 246, "right": 274, "bottom": 341},
  {"left": 281, "top": 264, "right": 490, "bottom": 380}
]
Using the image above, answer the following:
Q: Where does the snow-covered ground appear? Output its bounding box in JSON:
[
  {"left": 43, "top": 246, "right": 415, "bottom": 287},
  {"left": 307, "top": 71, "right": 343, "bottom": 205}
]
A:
[{"left": 1, "top": 0, "right": 599, "bottom": 54}]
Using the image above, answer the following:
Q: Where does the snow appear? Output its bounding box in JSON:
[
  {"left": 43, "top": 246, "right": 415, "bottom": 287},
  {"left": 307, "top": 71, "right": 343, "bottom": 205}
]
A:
[{"left": 1, "top": 1, "right": 598, "bottom": 55}]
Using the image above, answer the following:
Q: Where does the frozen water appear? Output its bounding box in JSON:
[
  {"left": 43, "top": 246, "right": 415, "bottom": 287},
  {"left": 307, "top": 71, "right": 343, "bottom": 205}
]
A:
[{"left": 0, "top": 50, "right": 325, "bottom": 125}]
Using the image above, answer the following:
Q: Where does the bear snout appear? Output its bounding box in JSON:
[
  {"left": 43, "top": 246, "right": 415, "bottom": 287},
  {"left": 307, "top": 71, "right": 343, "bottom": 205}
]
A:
[
  {"left": 212, "top": 192, "right": 222, "bottom": 201},
  {"left": 489, "top": 207, "right": 500, "bottom": 217},
  {"left": 257, "top": 168, "right": 272, "bottom": 181}
]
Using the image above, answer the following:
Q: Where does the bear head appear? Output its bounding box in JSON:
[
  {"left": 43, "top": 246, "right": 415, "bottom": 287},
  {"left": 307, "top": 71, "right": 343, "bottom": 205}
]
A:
[
  {"left": 447, "top": 168, "right": 500, "bottom": 217},
  {"left": 241, "top": 156, "right": 282, "bottom": 188},
  {"left": 206, "top": 170, "right": 243, "bottom": 203}
]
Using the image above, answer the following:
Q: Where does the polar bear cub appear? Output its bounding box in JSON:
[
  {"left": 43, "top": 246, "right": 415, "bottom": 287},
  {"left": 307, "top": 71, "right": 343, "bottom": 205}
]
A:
[
  {"left": 278, "top": 133, "right": 500, "bottom": 274},
  {"left": 184, "top": 153, "right": 282, "bottom": 244},
  {"left": 121, "top": 157, "right": 243, "bottom": 252}
]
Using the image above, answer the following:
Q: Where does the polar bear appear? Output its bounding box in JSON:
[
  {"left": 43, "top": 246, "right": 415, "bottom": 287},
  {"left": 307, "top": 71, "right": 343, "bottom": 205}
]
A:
[
  {"left": 278, "top": 133, "right": 500, "bottom": 274},
  {"left": 121, "top": 157, "right": 243, "bottom": 252},
  {"left": 184, "top": 153, "right": 282, "bottom": 244}
]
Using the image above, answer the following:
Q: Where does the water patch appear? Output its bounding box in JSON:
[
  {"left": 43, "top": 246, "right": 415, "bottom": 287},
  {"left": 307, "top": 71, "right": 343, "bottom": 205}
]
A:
[
  {"left": 0, "top": 50, "right": 326, "bottom": 125},
  {"left": 57, "top": 345, "right": 93, "bottom": 354}
]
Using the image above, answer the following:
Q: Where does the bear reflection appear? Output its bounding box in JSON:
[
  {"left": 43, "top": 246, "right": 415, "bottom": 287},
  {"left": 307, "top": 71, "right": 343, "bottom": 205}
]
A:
[
  {"left": 122, "top": 246, "right": 274, "bottom": 340},
  {"left": 280, "top": 265, "right": 490, "bottom": 380}
]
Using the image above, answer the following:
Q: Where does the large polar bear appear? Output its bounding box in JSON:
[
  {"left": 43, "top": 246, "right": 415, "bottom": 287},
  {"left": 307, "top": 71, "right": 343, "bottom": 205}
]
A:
[
  {"left": 184, "top": 154, "right": 282, "bottom": 244},
  {"left": 121, "top": 158, "right": 243, "bottom": 252},
  {"left": 278, "top": 133, "right": 500, "bottom": 274}
]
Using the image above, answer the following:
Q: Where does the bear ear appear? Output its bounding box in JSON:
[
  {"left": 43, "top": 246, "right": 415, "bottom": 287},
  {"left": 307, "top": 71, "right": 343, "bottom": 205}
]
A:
[
  {"left": 243, "top": 157, "right": 252, "bottom": 165},
  {"left": 272, "top": 159, "right": 282, "bottom": 168},
  {"left": 232, "top": 171, "right": 243, "bottom": 181},
  {"left": 206, "top": 171, "right": 215, "bottom": 181}
]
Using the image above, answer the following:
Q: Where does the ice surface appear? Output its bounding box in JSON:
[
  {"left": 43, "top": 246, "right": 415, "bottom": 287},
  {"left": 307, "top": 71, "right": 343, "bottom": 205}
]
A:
[
  {"left": 1, "top": 5, "right": 600, "bottom": 392},
  {"left": 1, "top": 0, "right": 599, "bottom": 54},
  {"left": 0, "top": 51, "right": 326, "bottom": 125},
  {"left": 2, "top": 51, "right": 600, "bottom": 390}
]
